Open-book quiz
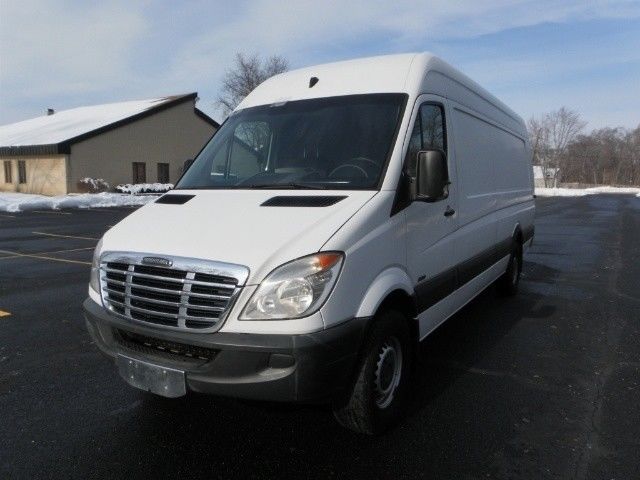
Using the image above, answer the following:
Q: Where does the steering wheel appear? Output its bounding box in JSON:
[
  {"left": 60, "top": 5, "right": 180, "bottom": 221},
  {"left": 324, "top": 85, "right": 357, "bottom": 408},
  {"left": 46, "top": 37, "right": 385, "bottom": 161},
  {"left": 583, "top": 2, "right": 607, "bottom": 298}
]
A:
[{"left": 329, "top": 157, "right": 379, "bottom": 179}]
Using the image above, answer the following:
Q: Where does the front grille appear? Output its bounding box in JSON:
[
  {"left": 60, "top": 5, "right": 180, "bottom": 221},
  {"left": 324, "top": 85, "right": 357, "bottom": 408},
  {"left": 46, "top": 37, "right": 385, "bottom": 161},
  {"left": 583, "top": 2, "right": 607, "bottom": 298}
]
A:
[{"left": 99, "top": 253, "right": 249, "bottom": 332}]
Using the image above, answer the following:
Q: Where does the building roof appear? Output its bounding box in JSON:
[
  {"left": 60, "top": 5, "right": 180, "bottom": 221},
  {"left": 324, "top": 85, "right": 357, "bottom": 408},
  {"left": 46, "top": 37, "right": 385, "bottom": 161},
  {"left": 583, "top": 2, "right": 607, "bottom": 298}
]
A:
[{"left": 0, "top": 93, "right": 219, "bottom": 156}]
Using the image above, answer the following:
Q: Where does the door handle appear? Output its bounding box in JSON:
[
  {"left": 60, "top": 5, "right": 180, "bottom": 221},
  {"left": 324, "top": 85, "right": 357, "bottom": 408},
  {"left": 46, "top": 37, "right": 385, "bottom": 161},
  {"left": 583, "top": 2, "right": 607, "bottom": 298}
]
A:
[{"left": 444, "top": 206, "right": 455, "bottom": 217}]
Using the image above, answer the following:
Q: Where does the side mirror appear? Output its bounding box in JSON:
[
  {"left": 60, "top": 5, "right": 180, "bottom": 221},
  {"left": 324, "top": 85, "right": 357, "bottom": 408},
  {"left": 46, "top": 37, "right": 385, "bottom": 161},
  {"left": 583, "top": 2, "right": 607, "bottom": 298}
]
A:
[
  {"left": 415, "top": 150, "right": 448, "bottom": 201},
  {"left": 183, "top": 158, "right": 194, "bottom": 173}
]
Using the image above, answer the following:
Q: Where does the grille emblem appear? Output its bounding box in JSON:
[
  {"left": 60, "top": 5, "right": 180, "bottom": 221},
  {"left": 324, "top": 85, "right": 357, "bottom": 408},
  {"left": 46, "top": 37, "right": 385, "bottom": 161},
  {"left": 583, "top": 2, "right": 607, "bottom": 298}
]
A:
[{"left": 142, "top": 256, "right": 173, "bottom": 267}]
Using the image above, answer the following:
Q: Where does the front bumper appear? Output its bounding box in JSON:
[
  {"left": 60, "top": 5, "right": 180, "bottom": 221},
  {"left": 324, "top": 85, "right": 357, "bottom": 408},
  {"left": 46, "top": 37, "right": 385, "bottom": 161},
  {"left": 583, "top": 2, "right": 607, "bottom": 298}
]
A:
[{"left": 83, "top": 298, "right": 369, "bottom": 403}]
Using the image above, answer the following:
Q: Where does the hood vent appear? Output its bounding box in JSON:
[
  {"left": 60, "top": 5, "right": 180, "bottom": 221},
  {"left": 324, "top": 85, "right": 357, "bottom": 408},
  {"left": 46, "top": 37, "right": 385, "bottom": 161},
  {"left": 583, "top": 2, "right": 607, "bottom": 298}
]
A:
[
  {"left": 261, "top": 195, "right": 347, "bottom": 207},
  {"left": 155, "top": 194, "right": 195, "bottom": 205}
]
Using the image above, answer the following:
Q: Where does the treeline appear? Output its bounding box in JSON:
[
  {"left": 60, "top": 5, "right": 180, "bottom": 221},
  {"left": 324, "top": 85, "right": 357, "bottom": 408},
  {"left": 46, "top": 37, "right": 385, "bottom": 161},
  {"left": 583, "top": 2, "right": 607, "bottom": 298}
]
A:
[{"left": 528, "top": 107, "right": 640, "bottom": 187}]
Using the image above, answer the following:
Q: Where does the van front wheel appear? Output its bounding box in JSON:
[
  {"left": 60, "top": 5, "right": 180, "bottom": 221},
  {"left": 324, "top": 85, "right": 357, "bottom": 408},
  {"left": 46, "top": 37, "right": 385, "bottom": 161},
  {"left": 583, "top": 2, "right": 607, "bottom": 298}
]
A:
[{"left": 333, "top": 310, "right": 411, "bottom": 435}]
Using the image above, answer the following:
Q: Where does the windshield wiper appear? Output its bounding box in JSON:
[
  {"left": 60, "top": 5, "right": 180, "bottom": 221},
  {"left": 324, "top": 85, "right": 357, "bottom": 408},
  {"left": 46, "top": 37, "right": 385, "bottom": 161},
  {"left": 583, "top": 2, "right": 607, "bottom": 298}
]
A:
[{"left": 244, "top": 183, "right": 327, "bottom": 190}]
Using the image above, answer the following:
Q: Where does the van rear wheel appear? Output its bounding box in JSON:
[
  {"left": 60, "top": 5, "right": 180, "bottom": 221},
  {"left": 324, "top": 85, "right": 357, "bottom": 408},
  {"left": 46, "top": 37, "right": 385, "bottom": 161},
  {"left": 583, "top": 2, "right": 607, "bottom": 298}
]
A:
[
  {"left": 497, "top": 240, "right": 522, "bottom": 296},
  {"left": 333, "top": 310, "right": 411, "bottom": 435}
]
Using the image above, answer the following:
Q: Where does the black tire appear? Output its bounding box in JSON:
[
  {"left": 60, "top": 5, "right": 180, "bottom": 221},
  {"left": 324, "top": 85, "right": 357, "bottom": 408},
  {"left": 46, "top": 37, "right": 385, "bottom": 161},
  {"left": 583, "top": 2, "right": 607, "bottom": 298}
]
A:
[
  {"left": 333, "top": 310, "right": 412, "bottom": 435},
  {"left": 497, "top": 239, "right": 522, "bottom": 296}
]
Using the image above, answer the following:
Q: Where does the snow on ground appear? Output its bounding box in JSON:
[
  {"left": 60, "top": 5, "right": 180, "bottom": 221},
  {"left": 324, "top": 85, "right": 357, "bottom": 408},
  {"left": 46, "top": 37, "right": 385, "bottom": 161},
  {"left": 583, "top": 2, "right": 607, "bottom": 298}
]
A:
[
  {"left": 115, "top": 183, "right": 173, "bottom": 194},
  {"left": 0, "top": 192, "right": 159, "bottom": 213},
  {"left": 536, "top": 186, "right": 640, "bottom": 197},
  {"left": 79, "top": 177, "right": 110, "bottom": 191}
]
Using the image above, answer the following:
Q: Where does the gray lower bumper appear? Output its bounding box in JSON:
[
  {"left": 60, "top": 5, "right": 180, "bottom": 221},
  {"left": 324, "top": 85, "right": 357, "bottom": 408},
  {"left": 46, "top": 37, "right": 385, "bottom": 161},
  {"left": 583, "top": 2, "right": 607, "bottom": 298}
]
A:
[{"left": 83, "top": 298, "right": 369, "bottom": 403}]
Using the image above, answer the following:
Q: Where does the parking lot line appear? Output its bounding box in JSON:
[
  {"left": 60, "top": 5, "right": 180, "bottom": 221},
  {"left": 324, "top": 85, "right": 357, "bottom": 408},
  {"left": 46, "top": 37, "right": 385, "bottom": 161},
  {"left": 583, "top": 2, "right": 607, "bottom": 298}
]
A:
[
  {"left": 0, "top": 214, "right": 16, "bottom": 218},
  {"left": 0, "top": 246, "right": 95, "bottom": 261},
  {"left": 0, "top": 249, "right": 91, "bottom": 266},
  {"left": 42, "top": 246, "right": 96, "bottom": 254},
  {"left": 0, "top": 310, "right": 11, "bottom": 318},
  {"left": 32, "top": 231, "right": 99, "bottom": 241},
  {"left": 31, "top": 210, "right": 72, "bottom": 215},
  {"left": 81, "top": 208, "right": 128, "bottom": 213}
]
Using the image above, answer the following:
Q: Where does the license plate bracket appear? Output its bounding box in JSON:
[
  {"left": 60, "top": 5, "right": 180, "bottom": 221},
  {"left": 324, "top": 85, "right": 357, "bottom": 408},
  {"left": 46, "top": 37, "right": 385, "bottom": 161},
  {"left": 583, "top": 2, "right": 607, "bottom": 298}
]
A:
[{"left": 117, "top": 354, "right": 186, "bottom": 398}]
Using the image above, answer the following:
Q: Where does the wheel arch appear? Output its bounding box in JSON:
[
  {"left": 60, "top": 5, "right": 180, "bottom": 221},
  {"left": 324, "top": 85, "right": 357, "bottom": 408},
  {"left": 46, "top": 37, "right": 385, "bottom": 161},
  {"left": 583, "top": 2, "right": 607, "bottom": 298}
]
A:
[
  {"left": 355, "top": 267, "right": 415, "bottom": 319},
  {"left": 511, "top": 223, "right": 523, "bottom": 244},
  {"left": 355, "top": 267, "right": 418, "bottom": 342}
]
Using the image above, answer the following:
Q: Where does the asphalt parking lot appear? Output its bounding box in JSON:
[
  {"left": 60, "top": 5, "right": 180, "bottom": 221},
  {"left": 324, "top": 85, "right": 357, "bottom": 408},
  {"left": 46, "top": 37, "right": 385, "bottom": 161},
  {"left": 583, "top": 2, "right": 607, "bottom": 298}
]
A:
[{"left": 1, "top": 195, "right": 639, "bottom": 479}]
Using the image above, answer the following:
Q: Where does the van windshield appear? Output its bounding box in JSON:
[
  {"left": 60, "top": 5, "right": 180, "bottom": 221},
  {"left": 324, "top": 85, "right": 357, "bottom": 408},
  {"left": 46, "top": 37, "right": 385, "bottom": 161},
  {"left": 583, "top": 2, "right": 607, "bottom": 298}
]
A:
[{"left": 176, "top": 94, "right": 407, "bottom": 190}]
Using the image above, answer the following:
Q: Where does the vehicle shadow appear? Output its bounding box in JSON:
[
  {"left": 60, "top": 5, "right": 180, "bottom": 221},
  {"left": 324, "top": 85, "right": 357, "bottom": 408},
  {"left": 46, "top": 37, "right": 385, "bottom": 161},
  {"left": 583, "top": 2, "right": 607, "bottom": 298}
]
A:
[
  {"left": 89, "top": 260, "right": 559, "bottom": 479},
  {"left": 408, "top": 268, "right": 557, "bottom": 419}
]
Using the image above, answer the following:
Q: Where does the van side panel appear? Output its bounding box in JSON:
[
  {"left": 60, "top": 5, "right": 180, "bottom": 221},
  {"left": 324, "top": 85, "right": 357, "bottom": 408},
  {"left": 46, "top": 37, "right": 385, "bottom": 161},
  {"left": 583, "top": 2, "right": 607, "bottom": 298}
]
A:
[
  {"left": 493, "top": 132, "right": 530, "bottom": 199},
  {"left": 448, "top": 92, "right": 534, "bottom": 249},
  {"left": 452, "top": 106, "right": 499, "bottom": 218},
  {"left": 449, "top": 105, "right": 498, "bottom": 265}
]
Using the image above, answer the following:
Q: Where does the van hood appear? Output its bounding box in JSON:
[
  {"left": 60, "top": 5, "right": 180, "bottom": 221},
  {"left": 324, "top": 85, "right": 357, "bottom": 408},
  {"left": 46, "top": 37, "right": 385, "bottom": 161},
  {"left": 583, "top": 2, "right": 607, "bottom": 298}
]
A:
[{"left": 101, "top": 190, "right": 376, "bottom": 284}]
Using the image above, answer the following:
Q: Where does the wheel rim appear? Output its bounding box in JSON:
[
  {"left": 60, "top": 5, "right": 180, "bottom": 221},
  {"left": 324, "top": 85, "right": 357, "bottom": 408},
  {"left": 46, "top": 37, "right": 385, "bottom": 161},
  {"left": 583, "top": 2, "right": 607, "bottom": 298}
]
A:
[{"left": 374, "top": 336, "right": 403, "bottom": 409}]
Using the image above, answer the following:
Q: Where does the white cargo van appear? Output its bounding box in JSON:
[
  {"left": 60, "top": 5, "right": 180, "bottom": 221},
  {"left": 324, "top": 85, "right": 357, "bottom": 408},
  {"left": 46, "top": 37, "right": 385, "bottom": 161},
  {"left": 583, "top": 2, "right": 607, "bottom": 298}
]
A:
[{"left": 84, "top": 53, "right": 534, "bottom": 434}]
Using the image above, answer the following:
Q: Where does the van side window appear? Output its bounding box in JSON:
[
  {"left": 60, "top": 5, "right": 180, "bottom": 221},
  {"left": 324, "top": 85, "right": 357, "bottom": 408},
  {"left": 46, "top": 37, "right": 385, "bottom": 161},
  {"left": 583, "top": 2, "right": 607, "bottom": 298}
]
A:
[
  {"left": 405, "top": 103, "right": 446, "bottom": 177},
  {"left": 420, "top": 104, "right": 445, "bottom": 151}
]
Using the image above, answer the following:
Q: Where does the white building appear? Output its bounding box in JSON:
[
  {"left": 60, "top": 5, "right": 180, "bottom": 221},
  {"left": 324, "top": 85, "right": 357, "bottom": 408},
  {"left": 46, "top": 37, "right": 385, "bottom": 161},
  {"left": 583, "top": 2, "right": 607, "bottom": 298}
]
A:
[{"left": 533, "top": 165, "right": 560, "bottom": 187}]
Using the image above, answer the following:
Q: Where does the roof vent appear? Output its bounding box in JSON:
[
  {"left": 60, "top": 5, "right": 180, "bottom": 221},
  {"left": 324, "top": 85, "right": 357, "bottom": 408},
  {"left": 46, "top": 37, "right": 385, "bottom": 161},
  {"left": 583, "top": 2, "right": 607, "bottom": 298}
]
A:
[
  {"left": 47, "top": 108, "right": 55, "bottom": 116},
  {"left": 309, "top": 77, "right": 319, "bottom": 88},
  {"left": 155, "top": 194, "right": 195, "bottom": 205}
]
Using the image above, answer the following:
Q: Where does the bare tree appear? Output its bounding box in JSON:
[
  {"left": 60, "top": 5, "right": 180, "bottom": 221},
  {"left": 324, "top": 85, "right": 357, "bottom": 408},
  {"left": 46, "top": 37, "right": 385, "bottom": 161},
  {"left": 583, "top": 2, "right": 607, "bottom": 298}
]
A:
[
  {"left": 564, "top": 125, "right": 640, "bottom": 186},
  {"left": 527, "top": 117, "right": 547, "bottom": 180},
  {"left": 216, "top": 53, "right": 289, "bottom": 116},
  {"left": 528, "top": 107, "right": 586, "bottom": 186}
]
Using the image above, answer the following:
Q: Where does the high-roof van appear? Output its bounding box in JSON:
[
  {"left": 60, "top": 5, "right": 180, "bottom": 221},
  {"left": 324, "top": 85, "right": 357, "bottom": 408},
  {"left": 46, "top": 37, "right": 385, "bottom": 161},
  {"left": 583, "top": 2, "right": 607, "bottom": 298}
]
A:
[{"left": 83, "top": 53, "right": 534, "bottom": 434}]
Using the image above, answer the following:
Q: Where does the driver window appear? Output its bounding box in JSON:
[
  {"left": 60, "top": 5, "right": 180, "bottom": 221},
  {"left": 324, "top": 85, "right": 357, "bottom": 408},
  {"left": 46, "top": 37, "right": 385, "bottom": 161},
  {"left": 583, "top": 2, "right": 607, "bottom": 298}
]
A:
[{"left": 405, "top": 103, "right": 446, "bottom": 177}]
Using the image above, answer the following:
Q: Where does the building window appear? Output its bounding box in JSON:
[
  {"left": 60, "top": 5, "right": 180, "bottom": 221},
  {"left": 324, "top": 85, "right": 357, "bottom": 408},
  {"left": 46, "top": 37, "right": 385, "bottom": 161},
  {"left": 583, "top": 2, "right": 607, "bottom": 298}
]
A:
[
  {"left": 18, "top": 160, "right": 27, "bottom": 184},
  {"left": 157, "top": 163, "right": 170, "bottom": 183},
  {"left": 132, "top": 162, "right": 146, "bottom": 183},
  {"left": 3, "top": 161, "right": 11, "bottom": 183}
]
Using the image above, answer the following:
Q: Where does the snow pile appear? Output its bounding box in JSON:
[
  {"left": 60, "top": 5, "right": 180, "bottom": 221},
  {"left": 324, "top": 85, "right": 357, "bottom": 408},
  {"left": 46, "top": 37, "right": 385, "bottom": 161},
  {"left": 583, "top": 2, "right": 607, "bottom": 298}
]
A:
[
  {"left": 536, "top": 186, "right": 640, "bottom": 197},
  {"left": 115, "top": 183, "right": 173, "bottom": 194},
  {"left": 79, "top": 177, "right": 110, "bottom": 192},
  {"left": 0, "top": 192, "right": 158, "bottom": 213}
]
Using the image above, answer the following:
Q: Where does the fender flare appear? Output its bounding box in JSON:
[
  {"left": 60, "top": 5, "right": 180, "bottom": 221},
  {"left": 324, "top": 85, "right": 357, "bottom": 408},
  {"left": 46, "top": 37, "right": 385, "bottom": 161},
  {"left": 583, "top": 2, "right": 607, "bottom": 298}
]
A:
[
  {"left": 355, "top": 266, "right": 414, "bottom": 318},
  {"left": 511, "top": 222, "right": 523, "bottom": 241}
]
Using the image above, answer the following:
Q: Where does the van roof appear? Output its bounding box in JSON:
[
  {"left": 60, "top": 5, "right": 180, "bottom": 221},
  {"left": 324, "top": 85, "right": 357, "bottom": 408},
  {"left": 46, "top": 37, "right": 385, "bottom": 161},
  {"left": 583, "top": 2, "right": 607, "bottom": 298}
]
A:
[{"left": 236, "top": 52, "right": 524, "bottom": 132}]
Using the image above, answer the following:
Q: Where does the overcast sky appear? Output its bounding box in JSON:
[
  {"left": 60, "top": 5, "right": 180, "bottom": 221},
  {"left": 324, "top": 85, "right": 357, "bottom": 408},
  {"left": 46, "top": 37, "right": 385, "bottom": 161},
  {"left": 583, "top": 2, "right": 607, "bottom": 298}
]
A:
[{"left": 1, "top": 0, "right": 639, "bottom": 130}]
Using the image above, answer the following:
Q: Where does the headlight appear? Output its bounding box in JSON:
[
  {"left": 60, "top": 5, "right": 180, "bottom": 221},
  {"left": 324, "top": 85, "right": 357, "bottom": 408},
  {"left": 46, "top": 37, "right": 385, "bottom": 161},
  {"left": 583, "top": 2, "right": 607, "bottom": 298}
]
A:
[
  {"left": 240, "top": 252, "right": 344, "bottom": 320},
  {"left": 89, "top": 238, "right": 103, "bottom": 293}
]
